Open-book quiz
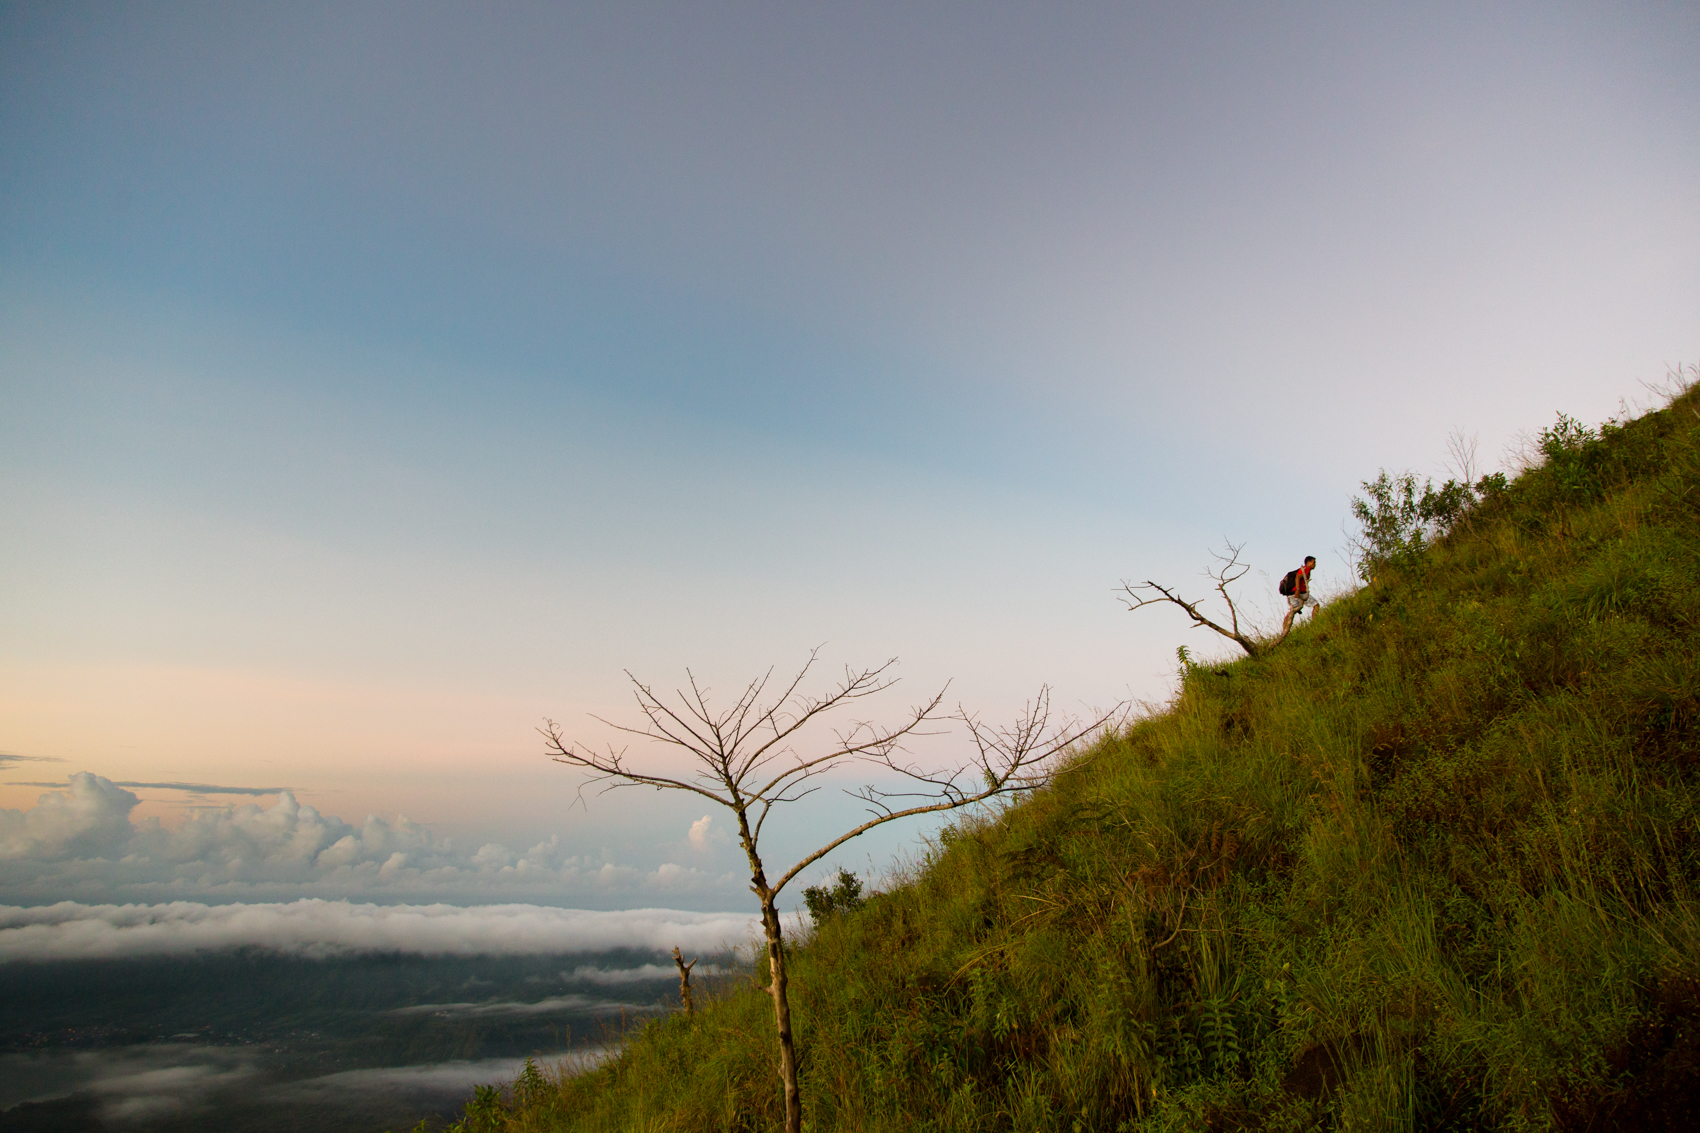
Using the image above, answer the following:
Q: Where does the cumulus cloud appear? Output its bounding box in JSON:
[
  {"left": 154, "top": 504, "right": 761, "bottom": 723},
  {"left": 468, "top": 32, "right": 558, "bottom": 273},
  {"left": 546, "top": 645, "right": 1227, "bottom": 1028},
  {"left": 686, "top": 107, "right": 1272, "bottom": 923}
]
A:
[
  {"left": 0, "top": 773, "right": 140, "bottom": 861},
  {"left": 688, "top": 814, "right": 712, "bottom": 850},
  {"left": 0, "top": 899, "right": 758, "bottom": 961},
  {"left": 0, "top": 774, "right": 742, "bottom": 904}
]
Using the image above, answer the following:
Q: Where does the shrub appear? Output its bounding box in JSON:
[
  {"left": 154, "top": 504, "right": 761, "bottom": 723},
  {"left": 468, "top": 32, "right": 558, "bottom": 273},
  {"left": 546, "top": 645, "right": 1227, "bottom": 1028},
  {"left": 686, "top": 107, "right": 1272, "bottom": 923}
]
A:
[{"left": 803, "top": 869, "right": 866, "bottom": 927}]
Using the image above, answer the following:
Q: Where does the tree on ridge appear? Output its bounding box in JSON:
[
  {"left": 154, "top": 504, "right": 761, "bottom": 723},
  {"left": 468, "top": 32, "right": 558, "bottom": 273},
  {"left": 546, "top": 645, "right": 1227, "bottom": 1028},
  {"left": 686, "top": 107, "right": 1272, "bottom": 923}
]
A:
[{"left": 541, "top": 649, "right": 1116, "bottom": 1133}]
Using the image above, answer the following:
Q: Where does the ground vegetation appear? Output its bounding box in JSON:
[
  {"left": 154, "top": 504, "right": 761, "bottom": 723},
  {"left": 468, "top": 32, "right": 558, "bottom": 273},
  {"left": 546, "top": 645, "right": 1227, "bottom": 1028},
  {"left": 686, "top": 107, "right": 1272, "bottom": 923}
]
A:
[
  {"left": 441, "top": 373, "right": 1700, "bottom": 1131},
  {"left": 540, "top": 660, "right": 1111, "bottom": 1133}
]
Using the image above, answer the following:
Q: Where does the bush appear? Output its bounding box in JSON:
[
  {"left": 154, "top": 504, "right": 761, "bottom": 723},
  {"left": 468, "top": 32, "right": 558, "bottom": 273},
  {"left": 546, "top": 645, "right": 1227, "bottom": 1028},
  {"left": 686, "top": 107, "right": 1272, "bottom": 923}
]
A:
[
  {"left": 1350, "top": 469, "right": 1500, "bottom": 581},
  {"left": 803, "top": 869, "right": 866, "bottom": 926}
]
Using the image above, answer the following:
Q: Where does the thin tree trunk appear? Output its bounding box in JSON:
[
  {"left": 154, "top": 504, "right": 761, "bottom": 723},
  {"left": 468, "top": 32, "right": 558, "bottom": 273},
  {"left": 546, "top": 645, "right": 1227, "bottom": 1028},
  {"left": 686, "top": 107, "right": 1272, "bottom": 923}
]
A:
[
  {"left": 671, "top": 946, "right": 696, "bottom": 1014},
  {"left": 735, "top": 806, "right": 803, "bottom": 1133},
  {"left": 760, "top": 896, "right": 802, "bottom": 1133}
]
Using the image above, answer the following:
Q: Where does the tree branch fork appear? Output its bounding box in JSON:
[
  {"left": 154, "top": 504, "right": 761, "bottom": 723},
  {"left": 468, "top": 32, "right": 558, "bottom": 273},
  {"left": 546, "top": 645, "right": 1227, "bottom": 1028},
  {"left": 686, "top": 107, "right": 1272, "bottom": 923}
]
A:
[
  {"left": 537, "top": 648, "right": 1123, "bottom": 1133},
  {"left": 1118, "top": 541, "right": 1270, "bottom": 658}
]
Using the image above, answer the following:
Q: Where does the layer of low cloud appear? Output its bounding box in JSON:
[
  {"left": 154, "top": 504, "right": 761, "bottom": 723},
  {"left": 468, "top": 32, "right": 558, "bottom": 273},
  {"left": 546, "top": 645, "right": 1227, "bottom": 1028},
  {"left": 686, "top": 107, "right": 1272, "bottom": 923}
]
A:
[
  {"left": 0, "top": 1043, "right": 604, "bottom": 1119},
  {"left": 391, "top": 994, "right": 656, "bottom": 1020},
  {"left": 114, "top": 781, "right": 292, "bottom": 796},
  {"left": 5, "top": 780, "right": 288, "bottom": 796},
  {"left": 0, "top": 773, "right": 742, "bottom": 903},
  {"left": 0, "top": 899, "right": 756, "bottom": 962},
  {"left": 0, "top": 1044, "right": 259, "bottom": 1120},
  {"left": 0, "top": 752, "right": 65, "bottom": 770},
  {"left": 275, "top": 1048, "right": 605, "bottom": 1101},
  {"left": 565, "top": 961, "right": 725, "bottom": 985}
]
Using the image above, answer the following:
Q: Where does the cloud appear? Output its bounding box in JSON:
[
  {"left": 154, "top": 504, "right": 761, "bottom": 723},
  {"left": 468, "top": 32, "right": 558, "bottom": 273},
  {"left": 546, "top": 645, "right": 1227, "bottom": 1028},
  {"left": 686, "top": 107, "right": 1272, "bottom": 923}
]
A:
[
  {"left": 688, "top": 814, "right": 712, "bottom": 850},
  {"left": 0, "top": 752, "right": 64, "bottom": 770},
  {"left": 0, "top": 773, "right": 140, "bottom": 861},
  {"left": 0, "top": 774, "right": 744, "bottom": 903},
  {"left": 0, "top": 899, "right": 758, "bottom": 961},
  {"left": 0, "top": 1044, "right": 259, "bottom": 1120},
  {"left": 112, "top": 781, "right": 291, "bottom": 796},
  {"left": 3, "top": 780, "right": 289, "bottom": 796},
  {"left": 565, "top": 962, "right": 724, "bottom": 985},
  {"left": 390, "top": 994, "right": 653, "bottom": 1019},
  {"left": 274, "top": 1049, "right": 605, "bottom": 1101},
  {"left": 0, "top": 1044, "right": 605, "bottom": 1116}
]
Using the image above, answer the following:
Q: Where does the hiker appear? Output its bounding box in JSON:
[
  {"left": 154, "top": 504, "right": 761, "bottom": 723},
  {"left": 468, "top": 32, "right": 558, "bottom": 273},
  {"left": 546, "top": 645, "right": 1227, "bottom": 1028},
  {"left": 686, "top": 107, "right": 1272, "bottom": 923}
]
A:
[{"left": 1279, "top": 556, "right": 1319, "bottom": 635}]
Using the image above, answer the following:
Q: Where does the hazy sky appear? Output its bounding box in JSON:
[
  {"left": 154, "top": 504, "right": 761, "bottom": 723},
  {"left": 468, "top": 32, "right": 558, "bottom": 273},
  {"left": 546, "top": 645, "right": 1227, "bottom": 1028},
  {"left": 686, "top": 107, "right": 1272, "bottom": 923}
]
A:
[{"left": 3, "top": 2, "right": 1697, "bottom": 906}]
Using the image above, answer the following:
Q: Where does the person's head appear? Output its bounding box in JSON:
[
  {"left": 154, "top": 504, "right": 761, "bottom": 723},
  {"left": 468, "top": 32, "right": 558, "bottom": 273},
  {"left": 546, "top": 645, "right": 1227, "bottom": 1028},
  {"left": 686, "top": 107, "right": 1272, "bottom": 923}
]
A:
[{"left": 1304, "top": 556, "right": 1316, "bottom": 569}]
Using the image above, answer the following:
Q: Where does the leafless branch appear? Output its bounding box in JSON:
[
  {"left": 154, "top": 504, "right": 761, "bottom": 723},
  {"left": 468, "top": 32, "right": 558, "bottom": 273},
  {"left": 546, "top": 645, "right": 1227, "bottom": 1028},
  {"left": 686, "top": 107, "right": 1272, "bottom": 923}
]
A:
[
  {"left": 1118, "top": 542, "right": 1267, "bottom": 657},
  {"left": 774, "top": 689, "right": 1122, "bottom": 893},
  {"left": 540, "top": 651, "right": 1118, "bottom": 1133},
  {"left": 1445, "top": 430, "right": 1480, "bottom": 485}
]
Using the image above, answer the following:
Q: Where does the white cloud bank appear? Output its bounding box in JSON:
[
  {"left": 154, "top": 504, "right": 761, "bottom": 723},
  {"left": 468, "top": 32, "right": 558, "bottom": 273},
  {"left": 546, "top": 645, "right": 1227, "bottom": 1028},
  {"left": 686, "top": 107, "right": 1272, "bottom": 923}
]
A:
[
  {"left": 566, "top": 961, "right": 725, "bottom": 985},
  {"left": 0, "top": 899, "right": 758, "bottom": 962},
  {"left": 0, "top": 773, "right": 743, "bottom": 904}
]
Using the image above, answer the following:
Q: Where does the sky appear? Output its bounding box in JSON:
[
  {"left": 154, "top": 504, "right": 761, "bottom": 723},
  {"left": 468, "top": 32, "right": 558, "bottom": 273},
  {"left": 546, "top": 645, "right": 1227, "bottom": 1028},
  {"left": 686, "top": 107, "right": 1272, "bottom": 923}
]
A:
[{"left": 2, "top": 1, "right": 1697, "bottom": 910}]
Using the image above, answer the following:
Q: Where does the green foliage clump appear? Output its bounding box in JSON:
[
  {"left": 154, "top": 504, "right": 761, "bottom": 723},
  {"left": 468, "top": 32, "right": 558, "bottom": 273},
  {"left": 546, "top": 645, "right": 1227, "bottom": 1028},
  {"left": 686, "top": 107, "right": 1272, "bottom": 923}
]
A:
[
  {"left": 804, "top": 869, "right": 868, "bottom": 927},
  {"left": 455, "top": 374, "right": 1700, "bottom": 1131},
  {"left": 1351, "top": 468, "right": 1506, "bottom": 582}
]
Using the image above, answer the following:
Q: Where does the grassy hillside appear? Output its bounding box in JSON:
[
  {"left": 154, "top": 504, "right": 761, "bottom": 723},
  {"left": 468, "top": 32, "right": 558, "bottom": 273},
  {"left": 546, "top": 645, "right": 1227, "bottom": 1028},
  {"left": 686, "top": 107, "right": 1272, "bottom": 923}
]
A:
[{"left": 452, "top": 379, "right": 1700, "bottom": 1132}]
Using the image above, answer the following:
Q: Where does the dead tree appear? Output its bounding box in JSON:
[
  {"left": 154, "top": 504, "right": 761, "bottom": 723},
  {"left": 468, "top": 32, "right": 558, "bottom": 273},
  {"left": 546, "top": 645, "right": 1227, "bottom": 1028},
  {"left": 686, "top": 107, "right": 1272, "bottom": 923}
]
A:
[
  {"left": 541, "top": 650, "right": 1116, "bottom": 1133},
  {"left": 1119, "top": 542, "right": 1267, "bottom": 658},
  {"left": 671, "top": 945, "right": 698, "bottom": 1015}
]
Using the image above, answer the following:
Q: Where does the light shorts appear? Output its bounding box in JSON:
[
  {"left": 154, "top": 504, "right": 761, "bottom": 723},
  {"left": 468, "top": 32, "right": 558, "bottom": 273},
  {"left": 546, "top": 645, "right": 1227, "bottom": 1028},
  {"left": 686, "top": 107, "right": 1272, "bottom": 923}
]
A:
[{"left": 1287, "top": 592, "right": 1319, "bottom": 612}]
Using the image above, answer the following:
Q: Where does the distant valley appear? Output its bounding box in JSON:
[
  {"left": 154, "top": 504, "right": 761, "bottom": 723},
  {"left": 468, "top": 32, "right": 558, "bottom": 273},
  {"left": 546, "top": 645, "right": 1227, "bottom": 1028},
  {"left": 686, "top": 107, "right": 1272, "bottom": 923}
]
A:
[{"left": 0, "top": 947, "right": 715, "bottom": 1131}]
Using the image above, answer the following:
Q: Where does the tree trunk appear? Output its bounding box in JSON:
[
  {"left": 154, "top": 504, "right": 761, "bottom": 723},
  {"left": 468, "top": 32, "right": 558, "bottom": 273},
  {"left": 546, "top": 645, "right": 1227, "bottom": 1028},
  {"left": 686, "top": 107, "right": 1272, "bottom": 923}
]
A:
[
  {"left": 671, "top": 946, "right": 696, "bottom": 1014},
  {"left": 735, "top": 805, "right": 803, "bottom": 1133},
  {"left": 760, "top": 896, "right": 802, "bottom": 1133}
]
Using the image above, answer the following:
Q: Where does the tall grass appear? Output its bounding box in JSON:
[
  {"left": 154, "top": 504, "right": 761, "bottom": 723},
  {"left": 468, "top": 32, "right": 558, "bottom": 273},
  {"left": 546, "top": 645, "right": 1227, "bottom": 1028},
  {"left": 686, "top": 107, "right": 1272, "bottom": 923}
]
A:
[{"left": 450, "top": 376, "right": 1700, "bottom": 1132}]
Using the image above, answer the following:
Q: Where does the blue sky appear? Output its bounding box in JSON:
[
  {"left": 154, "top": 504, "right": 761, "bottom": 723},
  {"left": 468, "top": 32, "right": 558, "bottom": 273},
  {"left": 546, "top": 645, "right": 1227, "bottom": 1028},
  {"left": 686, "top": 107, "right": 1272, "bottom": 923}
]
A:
[{"left": 2, "top": 1, "right": 1697, "bottom": 908}]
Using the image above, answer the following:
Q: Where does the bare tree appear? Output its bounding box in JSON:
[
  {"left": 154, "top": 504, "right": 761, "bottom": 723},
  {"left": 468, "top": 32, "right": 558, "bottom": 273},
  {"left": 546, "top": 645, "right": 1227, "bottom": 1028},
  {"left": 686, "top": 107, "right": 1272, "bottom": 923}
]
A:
[
  {"left": 671, "top": 946, "right": 698, "bottom": 1015},
  {"left": 541, "top": 650, "right": 1114, "bottom": 1133},
  {"left": 1118, "top": 542, "right": 1268, "bottom": 658},
  {"left": 1445, "top": 429, "right": 1481, "bottom": 485}
]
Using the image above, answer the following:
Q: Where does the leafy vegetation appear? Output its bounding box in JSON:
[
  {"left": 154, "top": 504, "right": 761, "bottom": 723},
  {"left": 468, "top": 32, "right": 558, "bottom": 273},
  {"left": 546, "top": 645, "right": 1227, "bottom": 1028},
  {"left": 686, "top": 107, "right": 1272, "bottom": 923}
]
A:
[
  {"left": 456, "top": 376, "right": 1700, "bottom": 1131},
  {"left": 804, "top": 869, "right": 869, "bottom": 928}
]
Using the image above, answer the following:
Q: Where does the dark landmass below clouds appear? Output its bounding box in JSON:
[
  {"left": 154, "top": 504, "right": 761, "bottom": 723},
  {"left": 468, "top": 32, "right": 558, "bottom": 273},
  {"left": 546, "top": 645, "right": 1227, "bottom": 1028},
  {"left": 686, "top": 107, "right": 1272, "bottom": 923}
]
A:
[{"left": 0, "top": 948, "right": 706, "bottom": 1130}]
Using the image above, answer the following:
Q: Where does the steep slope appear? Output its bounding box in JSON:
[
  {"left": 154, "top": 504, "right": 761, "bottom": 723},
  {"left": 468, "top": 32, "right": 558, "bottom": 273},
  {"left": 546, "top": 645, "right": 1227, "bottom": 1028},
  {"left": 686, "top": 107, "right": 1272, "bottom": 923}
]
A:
[{"left": 463, "top": 380, "right": 1700, "bottom": 1132}]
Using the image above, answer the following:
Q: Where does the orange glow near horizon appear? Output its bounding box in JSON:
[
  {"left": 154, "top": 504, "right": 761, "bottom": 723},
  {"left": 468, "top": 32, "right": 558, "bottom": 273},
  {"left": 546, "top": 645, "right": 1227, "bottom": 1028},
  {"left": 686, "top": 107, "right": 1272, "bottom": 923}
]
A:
[{"left": 0, "top": 661, "right": 652, "bottom": 831}]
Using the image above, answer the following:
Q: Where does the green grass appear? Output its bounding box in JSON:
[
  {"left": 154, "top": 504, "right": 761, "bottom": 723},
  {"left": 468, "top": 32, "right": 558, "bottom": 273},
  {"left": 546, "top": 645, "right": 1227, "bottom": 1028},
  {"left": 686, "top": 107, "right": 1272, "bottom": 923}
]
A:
[{"left": 446, "top": 378, "right": 1700, "bottom": 1132}]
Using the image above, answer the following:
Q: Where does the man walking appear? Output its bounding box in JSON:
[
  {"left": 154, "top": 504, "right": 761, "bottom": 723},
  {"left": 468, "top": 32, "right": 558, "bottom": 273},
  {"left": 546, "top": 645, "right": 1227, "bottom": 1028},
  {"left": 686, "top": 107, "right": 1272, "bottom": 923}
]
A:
[{"left": 1280, "top": 556, "right": 1319, "bottom": 636}]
